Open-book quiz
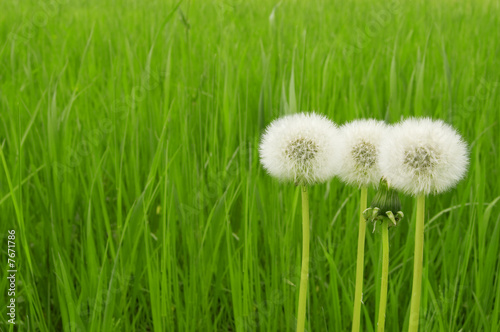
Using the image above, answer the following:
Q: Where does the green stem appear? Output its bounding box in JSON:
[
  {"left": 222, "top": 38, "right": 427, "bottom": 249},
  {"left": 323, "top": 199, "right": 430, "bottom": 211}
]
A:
[
  {"left": 297, "top": 185, "right": 310, "bottom": 332},
  {"left": 352, "top": 186, "right": 368, "bottom": 332},
  {"left": 409, "top": 194, "right": 425, "bottom": 332},
  {"left": 377, "top": 220, "right": 389, "bottom": 332}
]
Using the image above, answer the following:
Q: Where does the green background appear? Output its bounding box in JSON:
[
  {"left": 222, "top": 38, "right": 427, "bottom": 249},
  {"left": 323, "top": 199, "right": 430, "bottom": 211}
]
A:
[{"left": 1, "top": 0, "right": 499, "bottom": 330}]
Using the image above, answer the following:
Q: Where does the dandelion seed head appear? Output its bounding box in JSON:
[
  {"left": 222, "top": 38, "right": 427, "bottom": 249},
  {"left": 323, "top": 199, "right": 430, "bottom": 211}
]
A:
[
  {"left": 259, "top": 112, "right": 341, "bottom": 185},
  {"left": 337, "top": 119, "right": 388, "bottom": 187},
  {"left": 352, "top": 140, "right": 377, "bottom": 170},
  {"left": 403, "top": 145, "right": 439, "bottom": 174},
  {"left": 379, "top": 118, "right": 469, "bottom": 196}
]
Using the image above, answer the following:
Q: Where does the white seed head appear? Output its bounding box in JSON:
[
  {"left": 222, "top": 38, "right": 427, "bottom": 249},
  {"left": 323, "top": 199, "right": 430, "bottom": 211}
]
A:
[
  {"left": 337, "top": 119, "right": 389, "bottom": 187},
  {"left": 259, "top": 112, "right": 341, "bottom": 185},
  {"left": 379, "top": 118, "right": 469, "bottom": 196}
]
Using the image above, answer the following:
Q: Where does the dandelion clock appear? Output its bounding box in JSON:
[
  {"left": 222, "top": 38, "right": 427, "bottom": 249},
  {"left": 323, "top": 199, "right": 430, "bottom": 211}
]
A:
[
  {"left": 260, "top": 112, "right": 341, "bottom": 332},
  {"left": 260, "top": 112, "right": 341, "bottom": 185},
  {"left": 378, "top": 118, "right": 469, "bottom": 332},
  {"left": 336, "top": 119, "right": 389, "bottom": 332}
]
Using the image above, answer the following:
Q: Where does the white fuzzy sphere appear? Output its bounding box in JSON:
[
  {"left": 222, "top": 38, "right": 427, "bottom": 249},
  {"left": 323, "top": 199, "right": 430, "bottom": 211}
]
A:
[
  {"left": 259, "top": 112, "right": 341, "bottom": 185},
  {"left": 337, "top": 119, "right": 388, "bottom": 188},
  {"left": 379, "top": 118, "right": 469, "bottom": 196}
]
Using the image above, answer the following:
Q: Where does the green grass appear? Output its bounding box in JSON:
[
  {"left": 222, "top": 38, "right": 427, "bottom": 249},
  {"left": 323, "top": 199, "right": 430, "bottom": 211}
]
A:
[{"left": 1, "top": 0, "right": 500, "bottom": 330}]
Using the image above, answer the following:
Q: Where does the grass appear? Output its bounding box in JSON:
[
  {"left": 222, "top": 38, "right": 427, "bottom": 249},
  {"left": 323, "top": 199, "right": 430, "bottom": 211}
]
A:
[{"left": 1, "top": 0, "right": 500, "bottom": 330}]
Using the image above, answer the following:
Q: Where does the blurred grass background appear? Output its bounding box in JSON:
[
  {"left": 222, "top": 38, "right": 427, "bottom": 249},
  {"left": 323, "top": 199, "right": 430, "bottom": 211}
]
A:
[{"left": 1, "top": 0, "right": 500, "bottom": 330}]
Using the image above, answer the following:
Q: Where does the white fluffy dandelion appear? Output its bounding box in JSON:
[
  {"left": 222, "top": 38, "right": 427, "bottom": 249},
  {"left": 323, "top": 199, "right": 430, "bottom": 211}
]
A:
[
  {"left": 341, "top": 119, "right": 389, "bottom": 332},
  {"left": 337, "top": 119, "right": 388, "bottom": 188},
  {"left": 379, "top": 117, "right": 469, "bottom": 196},
  {"left": 259, "top": 112, "right": 341, "bottom": 185},
  {"left": 259, "top": 112, "right": 340, "bottom": 332},
  {"left": 376, "top": 118, "right": 469, "bottom": 332}
]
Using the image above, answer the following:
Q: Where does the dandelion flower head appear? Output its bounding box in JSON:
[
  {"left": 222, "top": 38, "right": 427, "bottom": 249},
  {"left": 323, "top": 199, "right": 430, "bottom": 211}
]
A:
[
  {"left": 378, "top": 118, "right": 469, "bottom": 196},
  {"left": 337, "top": 119, "right": 388, "bottom": 187},
  {"left": 259, "top": 112, "right": 341, "bottom": 185}
]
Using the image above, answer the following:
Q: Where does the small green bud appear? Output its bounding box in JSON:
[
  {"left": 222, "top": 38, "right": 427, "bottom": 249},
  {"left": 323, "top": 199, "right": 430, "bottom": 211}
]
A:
[
  {"left": 364, "top": 178, "right": 404, "bottom": 231},
  {"left": 370, "top": 178, "right": 402, "bottom": 215}
]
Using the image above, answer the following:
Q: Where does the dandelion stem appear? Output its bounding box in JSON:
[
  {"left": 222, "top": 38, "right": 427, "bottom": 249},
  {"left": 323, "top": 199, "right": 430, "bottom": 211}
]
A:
[
  {"left": 377, "top": 219, "right": 389, "bottom": 332},
  {"left": 409, "top": 194, "right": 425, "bottom": 332},
  {"left": 297, "top": 185, "right": 310, "bottom": 332},
  {"left": 352, "top": 186, "right": 368, "bottom": 332}
]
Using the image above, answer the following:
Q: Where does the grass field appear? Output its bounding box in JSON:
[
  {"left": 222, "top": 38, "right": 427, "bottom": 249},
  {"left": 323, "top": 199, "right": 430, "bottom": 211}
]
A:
[{"left": 1, "top": 0, "right": 500, "bottom": 331}]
